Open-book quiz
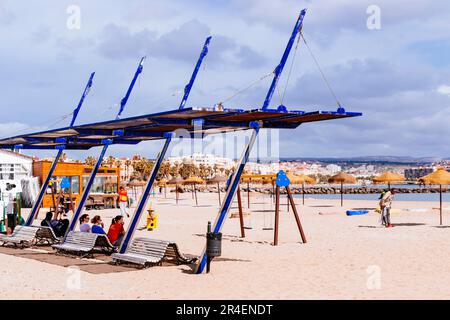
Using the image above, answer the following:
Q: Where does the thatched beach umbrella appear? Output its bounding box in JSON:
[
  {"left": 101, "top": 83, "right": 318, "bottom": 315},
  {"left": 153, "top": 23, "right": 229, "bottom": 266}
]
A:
[
  {"left": 328, "top": 172, "right": 357, "bottom": 207},
  {"left": 127, "top": 179, "right": 146, "bottom": 200},
  {"left": 156, "top": 178, "right": 169, "bottom": 198},
  {"left": 207, "top": 175, "right": 227, "bottom": 205},
  {"left": 168, "top": 175, "right": 184, "bottom": 205},
  {"left": 373, "top": 172, "right": 405, "bottom": 190},
  {"left": 419, "top": 168, "right": 450, "bottom": 225},
  {"left": 288, "top": 173, "right": 315, "bottom": 205},
  {"left": 183, "top": 176, "right": 205, "bottom": 206}
]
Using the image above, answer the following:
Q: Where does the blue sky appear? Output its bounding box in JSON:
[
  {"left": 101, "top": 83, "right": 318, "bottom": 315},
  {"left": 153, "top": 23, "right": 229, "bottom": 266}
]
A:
[{"left": 0, "top": 0, "right": 449, "bottom": 159}]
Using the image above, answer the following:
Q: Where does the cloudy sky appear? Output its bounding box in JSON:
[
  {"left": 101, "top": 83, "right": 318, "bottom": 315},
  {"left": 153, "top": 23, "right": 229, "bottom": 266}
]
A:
[{"left": 0, "top": 0, "right": 449, "bottom": 160}]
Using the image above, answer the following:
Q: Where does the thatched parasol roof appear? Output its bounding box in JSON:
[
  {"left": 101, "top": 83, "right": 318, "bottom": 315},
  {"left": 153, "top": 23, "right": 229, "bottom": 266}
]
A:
[
  {"left": 207, "top": 175, "right": 228, "bottom": 184},
  {"left": 182, "top": 176, "right": 205, "bottom": 185},
  {"left": 287, "top": 173, "right": 315, "bottom": 185},
  {"left": 168, "top": 175, "right": 184, "bottom": 185},
  {"left": 127, "top": 179, "right": 146, "bottom": 187},
  {"left": 328, "top": 172, "right": 356, "bottom": 184},
  {"left": 419, "top": 168, "right": 450, "bottom": 185},
  {"left": 373, "top": 172, "right": 405, "bottom": 184}
]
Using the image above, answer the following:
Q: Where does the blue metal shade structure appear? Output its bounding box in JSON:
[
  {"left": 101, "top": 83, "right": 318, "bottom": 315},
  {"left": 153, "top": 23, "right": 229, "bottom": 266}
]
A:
[
  {"left": 0, "top": 9, "right": 363, "bottom": 273},
  {"left": 0, "top": 108, "right": 360, "bottom": 150}
]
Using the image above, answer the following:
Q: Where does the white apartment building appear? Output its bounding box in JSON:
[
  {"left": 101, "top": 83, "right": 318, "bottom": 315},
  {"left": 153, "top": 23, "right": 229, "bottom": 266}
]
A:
[
  {"left": 0, "top": 150, "right": 33, "bottom": 181},
  {"left": 168, "top": 153, "right": 235, "bottom": 169}
]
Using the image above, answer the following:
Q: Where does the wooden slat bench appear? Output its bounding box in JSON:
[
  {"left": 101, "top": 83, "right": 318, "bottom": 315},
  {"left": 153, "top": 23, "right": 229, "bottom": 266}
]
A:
[
  {"left": 0, "top": 226, "right": 40, "bottom": 248},
  {"left": 165, "top": 243, "right": 198, "bottom": 265},
  {"left": 35, "top": 226, "right": 61, "bottom": 245},
  {"left": 52, "top": 231, "right": 115, "bottom": 258},
  {"left": 112, "top": 237, "right": 197, "bottom": 268}
]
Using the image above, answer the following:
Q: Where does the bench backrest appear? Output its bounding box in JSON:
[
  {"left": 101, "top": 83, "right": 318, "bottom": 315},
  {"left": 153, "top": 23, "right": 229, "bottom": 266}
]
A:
[
  {"left": 127, "top": 237, "right": 171, "bottom": 258},
  {"left": 36, "top": 226, "right": 58, "bottom": 240},
  {"left": 9, "top": 226, "right": 39, "bottom": 240},
  {"left": 64, "top": 231, "right": 99, "bottom": 247}
]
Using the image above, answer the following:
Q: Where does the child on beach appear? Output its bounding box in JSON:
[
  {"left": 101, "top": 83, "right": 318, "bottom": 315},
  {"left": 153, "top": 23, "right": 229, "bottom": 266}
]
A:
[
  {"left": 107, "top": 215, "right": 125, "bottom": 247},
  {"left": 380, "top": 190, "right": 395, "bottom": 228}
]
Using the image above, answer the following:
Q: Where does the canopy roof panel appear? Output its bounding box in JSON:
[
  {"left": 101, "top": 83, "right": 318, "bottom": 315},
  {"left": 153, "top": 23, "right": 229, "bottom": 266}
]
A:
[{"left": 0, "top": 106, "right": 362, "bottom": 150}]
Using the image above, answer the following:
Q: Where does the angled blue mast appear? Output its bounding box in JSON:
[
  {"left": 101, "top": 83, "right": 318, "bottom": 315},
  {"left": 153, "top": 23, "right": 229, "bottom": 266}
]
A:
[
  {"left": 26, "top": 72, "right": 95, "bottom": 226},
  {"left": 196, "top": 10, "right": 308, "bottom": 274},
  {"left": 67, "top": 57, "right": 145, "bottom": 234},
  {"left": 119, "top": 37, "right": 213, "bottom": 254},
  {"left": 179, "top": 36, "right": 212, "bottom": 110},
  {"left": 116, "top": 56, "right": 146, "bottom": 119},
  {"left": 262, "top": 9, "right": 307, "bottom": 110},
  {"left": 70, "top": 72, "right": 95, "bottom": 127}
]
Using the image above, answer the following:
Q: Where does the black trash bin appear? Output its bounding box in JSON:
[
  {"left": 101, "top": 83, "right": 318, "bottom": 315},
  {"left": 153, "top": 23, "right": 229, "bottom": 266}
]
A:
[{"left": 205, "top": 222, "right": 222, "bottom": 273}]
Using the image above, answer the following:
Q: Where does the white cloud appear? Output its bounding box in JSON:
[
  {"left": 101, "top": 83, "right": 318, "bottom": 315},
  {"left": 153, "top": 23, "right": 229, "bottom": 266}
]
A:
[{"left": 437, "top": 85, "right": 450, "bottom": 96}]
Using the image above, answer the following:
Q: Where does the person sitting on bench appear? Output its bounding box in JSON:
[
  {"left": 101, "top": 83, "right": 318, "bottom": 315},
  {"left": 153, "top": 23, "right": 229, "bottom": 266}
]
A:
[
  {"left": 107, "top": 215, "right": 125, "bottom": 247},
  {"left": 91, "top": 215, "right": 106, "bottom": 235},
  {"left": 79, "top": 214, "right": 91, "bottom": 232},
  {"left": 41, "top": 211, "right": 69, "bottom": 237}
]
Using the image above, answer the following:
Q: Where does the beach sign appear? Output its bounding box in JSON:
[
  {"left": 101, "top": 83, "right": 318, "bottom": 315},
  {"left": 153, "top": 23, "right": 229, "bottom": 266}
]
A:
[{"left": 276, "top": 170, "right": 290, "bottom": 187}]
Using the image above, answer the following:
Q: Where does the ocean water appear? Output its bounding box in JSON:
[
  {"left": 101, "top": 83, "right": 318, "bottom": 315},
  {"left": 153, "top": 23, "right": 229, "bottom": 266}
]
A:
[
  {"left": 293, "top": 184, "right": 449, "bottom": 202},
  {"left": 298, "top": 193, "right": 449, "bottom": 202}
]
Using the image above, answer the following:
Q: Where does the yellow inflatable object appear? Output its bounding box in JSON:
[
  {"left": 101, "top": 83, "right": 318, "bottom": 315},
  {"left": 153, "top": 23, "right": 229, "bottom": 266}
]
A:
[
  {"left": 146, "top": 214, "right": 158, "bottom": 230},
  {"left": 375, "top": 208, "right": 402, "bottom": 215}
]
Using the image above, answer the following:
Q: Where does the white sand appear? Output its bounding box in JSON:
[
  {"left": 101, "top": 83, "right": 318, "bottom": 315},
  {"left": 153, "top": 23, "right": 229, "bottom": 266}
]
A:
[{"left": 1, "top": 192, "right": 449, "bottom": 300}]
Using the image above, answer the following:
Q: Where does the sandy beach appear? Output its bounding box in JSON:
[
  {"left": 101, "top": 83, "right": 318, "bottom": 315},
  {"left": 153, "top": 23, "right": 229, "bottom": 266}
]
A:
[{"left": 1, "top": 191, "right": 449, "bottom": 300}]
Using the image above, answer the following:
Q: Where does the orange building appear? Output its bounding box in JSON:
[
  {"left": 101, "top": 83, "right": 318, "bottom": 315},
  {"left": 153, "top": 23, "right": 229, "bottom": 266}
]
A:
[{"left": 32, "top": 161, "right": 121, "bottom": 208}]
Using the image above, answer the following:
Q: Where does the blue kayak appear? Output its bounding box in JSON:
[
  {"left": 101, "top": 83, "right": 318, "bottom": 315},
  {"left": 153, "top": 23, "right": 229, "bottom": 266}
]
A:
[{"left": 346, "top": 210, "right": 369, "bottom": 216}]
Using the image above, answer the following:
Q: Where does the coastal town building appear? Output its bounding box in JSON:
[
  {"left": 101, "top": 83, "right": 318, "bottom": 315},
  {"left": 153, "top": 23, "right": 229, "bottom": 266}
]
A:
[
  {"left": 404, "top": 167, "right": 434, "bottom": 180},
  {"left": 0, "top": 150, "right": 34, "bottom": 181}
]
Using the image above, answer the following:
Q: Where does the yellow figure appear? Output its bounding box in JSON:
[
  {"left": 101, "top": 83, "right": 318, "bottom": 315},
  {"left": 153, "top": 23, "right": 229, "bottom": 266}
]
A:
[{"left": 146, "top": 208, "right": 158, "bottom": 231}]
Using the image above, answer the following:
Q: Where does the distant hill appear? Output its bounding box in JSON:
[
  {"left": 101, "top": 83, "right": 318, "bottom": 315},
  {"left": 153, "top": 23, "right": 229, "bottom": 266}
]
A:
[{"left": 280, "top": 156, "right": 443, "bottom": 164}]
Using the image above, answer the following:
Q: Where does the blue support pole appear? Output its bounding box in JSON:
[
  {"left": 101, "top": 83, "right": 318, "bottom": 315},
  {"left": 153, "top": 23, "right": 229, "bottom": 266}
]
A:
[
  {"left": 119, "top": 134, "right": 172, "bottom": 253},
  {"left": 26, "top": 72, "right": 95, "bottom": 226},
  {"left": 25, "top": 148, "right": 64, "bottom": 225},
  {"left": 262, "top": 9, "right": 306, "bottom": 110},
  {"left": 179, "top": 36, "right": 211, "bottom": 110},
  {"left": 67, "top": 141, "right": 111, "bottom": 233},
  {"left": 118, "top": 38, "right": 212, "bottom": 253},
  {"left": 196, "top": 122, "right": 260, "bottom": 274},
  {"left": 66, "top": 57, "right": 145, "bottom": 233}
]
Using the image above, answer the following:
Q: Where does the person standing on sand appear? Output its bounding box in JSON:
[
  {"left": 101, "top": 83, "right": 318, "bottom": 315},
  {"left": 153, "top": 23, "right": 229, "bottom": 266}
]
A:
[
  {"left": 118, "top": 186, "right": 130, "bottom": 218},
  {"left": 380, "top": 190, "right": 395, "bottom": 228}
]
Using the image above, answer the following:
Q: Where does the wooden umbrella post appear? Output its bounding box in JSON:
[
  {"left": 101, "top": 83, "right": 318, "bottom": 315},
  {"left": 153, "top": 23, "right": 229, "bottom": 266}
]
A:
[
  {"left": 69, "top": 186, "right": 75, "bottom": 214},
  {"left": 191, "top": 184, "right": 195, "bottom": 199},
  {"left": 237, "top": 186, "right": 245, "bottom": 238},
  {"left": 340, "top": 181, "right": 343, "bottom": 207},
  {"left": 440, "top": 184, "right": 443, "bottom": 226},
  {"left": 286, "top": 186, "right": 307, "bottom": 243},
  {"left": 217, "top": 182, "right": 221, "bottom": 206},
  {"left": 175, "top": 184, "right": 179, "bottom": 205},
  {"left": 273, "top": 186, "right": 280, "bottom": 246},
  {"left": 194, "top": 183, "right": 198, "bottom": 206},
  {"left": 247, "top": 181, "right": 250, "bottom": 209},
  {"left": 287, "top": 193, "right": 290, "bottom": 212},
  {"left": 302, "top": 182, "right": 305, "bottom": 205}
]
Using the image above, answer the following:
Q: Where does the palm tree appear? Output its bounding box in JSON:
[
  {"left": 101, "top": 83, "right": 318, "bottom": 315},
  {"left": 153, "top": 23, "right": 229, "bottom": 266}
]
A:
[
  {"left": 85, "top": 156, "right": 97, "bottom": 166},
  {"left": 59, "top": 152, "right": 68, "bottom": 162}
]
